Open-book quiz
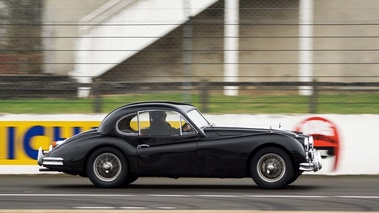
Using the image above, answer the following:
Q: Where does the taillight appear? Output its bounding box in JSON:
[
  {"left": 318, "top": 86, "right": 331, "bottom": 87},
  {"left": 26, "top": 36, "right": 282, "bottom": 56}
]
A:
[
  {"left": 51, "top": 139, "right": 66, "bottom": 148},
  {"left": 51, "top": 141, "right": 57, "bottom": 148}
]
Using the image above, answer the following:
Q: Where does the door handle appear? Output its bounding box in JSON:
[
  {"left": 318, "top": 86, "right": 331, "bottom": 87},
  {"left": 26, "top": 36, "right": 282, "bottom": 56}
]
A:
[{"left": 137, "top": 144, "right": 150, "bottom": 149}]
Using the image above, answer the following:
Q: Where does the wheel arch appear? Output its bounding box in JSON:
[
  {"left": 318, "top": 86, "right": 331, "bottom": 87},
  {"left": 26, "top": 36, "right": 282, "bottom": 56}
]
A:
[
  {"left": 246, "top": 143, "right": 293, "bottom": 176},
  {"left": 81, "top": 139, "right": 137, "bottom": 177},
  {"left": 245, "top": 136, "right": 304, "bottom": 177}
]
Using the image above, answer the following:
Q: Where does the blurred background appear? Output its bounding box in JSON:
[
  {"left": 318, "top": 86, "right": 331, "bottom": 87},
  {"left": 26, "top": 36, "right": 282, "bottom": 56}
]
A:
[{"left": 1, "top": 0, "right": 379, "bottom": 114}]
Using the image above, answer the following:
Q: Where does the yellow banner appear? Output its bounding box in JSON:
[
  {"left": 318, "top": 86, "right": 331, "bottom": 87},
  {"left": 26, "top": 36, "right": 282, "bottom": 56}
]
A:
[{"left": 0, "top": 121, "right": 100, "bottom": 165}]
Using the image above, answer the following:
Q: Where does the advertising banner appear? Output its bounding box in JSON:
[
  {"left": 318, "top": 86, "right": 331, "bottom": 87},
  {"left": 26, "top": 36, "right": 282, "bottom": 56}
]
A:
[
  {"left": 1, "top": 114, "right": 379, "bottom": 175},
  {"left": 0, "top": 121, "right": 100, "bottom": 165}
]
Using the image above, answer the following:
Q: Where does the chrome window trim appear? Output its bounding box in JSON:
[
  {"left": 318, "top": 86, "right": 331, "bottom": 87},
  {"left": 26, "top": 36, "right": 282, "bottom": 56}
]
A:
[{"left": 115, "top": 113, "right": 139, "bottom": 136}]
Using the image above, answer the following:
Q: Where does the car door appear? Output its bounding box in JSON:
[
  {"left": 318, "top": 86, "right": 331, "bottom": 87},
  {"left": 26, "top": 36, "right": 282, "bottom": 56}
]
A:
[{"left": 136, "top": 110, "right": 199, "bottom": 177}]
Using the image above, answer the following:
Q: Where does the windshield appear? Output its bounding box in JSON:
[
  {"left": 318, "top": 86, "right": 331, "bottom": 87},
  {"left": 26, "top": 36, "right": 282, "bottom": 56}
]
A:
[{"left": 187, "top": 109, "right": 210, "bottom": 129}]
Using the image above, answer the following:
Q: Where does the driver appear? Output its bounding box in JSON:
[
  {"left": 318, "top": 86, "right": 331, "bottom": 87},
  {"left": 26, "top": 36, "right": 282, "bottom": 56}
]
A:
[{"left": 149, "top": 111, "right": 191, "bottom": 135}]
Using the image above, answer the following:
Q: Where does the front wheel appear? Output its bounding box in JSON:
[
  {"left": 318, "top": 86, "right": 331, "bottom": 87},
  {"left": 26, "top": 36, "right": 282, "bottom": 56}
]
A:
[
  {"left": 123, "top": 175, "right": 139, "bottom": 186},
  {"left": 87, "top": 147, "right": 128, "bottom": 188},
  {"left": 288, "top": 170, "right": 303, "bottom": 185},
  {"left": 250, "top": 147, "right": 293, "bottom": 189}
]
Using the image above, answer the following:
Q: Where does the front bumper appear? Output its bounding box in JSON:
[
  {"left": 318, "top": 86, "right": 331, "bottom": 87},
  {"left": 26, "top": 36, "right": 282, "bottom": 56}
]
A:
[
  {"left": 299, "top": 148, "right": 322, "bottom": 172},
  {"left": 37, "top": 147, "right": 64, "bottom": 170}
]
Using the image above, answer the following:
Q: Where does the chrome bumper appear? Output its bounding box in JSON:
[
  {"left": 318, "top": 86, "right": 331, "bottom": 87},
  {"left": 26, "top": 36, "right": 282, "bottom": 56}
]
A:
[
  {"left": 37, "top": 147, "right": 64, "bottom": 167},
  {"left": 299, "top": 148, "right": 322, "bottom": 172}
]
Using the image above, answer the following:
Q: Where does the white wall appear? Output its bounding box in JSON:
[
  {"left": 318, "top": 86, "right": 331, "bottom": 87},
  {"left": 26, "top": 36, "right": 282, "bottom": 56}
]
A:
[
  {"left": 207, "top": 114, "right": 379, "bottom": 175},
  {"left": 1, "top": 113, "right": 378, "bottom": 175}
]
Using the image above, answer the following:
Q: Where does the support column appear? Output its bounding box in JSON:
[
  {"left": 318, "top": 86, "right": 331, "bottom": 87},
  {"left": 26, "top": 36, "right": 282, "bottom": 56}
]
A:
[
  {"left": 224, "top": 0, "right": 239, "bottom": 96},
  {"left": 182, "top": 0, "right": 192, "bottom": 102},
  {"left": 299, "top": 0, "right": 314, "bottom": 96}
]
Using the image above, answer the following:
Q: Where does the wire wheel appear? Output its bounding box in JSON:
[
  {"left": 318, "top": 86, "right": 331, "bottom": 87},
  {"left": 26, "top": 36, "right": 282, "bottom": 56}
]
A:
[
  {"left": 251, "top": 147, "right": 293, "bottom": 189},
  {"left": 256, "top": 153, "right": 286, "bottom": 183},
  {"left": 93, "top": 153, "right": 122, "bottom": 182},
  {"left": 87, "top": 147, "right": 128, "bottom": 188}
]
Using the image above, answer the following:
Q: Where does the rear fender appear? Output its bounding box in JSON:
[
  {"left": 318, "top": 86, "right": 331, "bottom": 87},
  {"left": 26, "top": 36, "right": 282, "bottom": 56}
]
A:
[
  {"left": 83, "top": 137, "right": 137, "bottom": 173},
  {"left": 68, "top": 137, "right": 138, "bottom": 176}
]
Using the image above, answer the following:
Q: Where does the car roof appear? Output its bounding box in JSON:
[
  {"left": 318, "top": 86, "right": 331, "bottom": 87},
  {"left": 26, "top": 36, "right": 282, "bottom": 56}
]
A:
[
  {"left": 123, "top": 101, "right": 194, "bottom": 109},
  {"left": 113, "top": 101, "right": 196, "bottom": 113},
  {"left": 98, "top": 101, "right": 197, "bottom": 134}
]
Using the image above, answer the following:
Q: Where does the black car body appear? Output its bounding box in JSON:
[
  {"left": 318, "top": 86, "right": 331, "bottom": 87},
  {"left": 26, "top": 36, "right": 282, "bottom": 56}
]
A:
[{"left": 38, "top": 101, "right": 322, "bottom": 189}]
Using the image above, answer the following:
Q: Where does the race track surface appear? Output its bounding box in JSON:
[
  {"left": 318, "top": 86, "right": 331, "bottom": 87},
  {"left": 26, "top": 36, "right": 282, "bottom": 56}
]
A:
[{"left": 0, "top": 174, "right": 379, "bottom": 212}]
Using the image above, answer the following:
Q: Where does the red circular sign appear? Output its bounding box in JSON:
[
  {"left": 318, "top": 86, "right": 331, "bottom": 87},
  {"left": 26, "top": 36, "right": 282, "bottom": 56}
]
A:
[{"left": 295, "top": 117, "right": 340, "bottom": 171}]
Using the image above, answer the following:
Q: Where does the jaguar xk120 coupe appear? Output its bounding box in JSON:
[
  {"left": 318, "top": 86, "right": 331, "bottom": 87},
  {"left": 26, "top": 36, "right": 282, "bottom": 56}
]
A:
[{"left": 38, "top": 101, "right": 322, "bottom": 189}]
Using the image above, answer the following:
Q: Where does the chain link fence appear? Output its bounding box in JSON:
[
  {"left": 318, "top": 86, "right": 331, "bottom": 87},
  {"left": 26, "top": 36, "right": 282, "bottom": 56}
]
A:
[{"left": 0, "top": 0, "right": 379, "bottom": 114}]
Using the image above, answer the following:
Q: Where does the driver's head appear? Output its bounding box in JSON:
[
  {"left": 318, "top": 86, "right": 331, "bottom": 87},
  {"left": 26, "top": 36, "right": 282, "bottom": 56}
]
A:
[{"left": 150, "top": 111, "right": 167, "bottom": 121}]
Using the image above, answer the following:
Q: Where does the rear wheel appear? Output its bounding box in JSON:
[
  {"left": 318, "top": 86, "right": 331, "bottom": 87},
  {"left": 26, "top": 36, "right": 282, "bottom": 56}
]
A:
[
  {"left": 250, "top": 147, "right": 293, "bottom": 189},
  {"left": 87, "top": 147, "right": 128, "bottom": 188}
]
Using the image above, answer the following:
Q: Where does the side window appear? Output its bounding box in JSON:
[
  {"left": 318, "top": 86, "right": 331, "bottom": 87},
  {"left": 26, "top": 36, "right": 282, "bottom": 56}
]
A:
[
  {"left": 116, "top": 113, "right": 138, "bottom": 135},
  {"left": 139, "top": 110, "right": 196, "bottom": 136},
  {"left": 180, "top": 115, "right": 197, "bottom": 135},
  {"left": 138, "top": 111, "right": 151, "bottom": 135}
]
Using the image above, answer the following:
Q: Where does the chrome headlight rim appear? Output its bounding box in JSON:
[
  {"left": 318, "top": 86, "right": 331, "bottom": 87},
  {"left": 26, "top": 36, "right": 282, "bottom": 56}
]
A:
[
  {"left": 304, "top": 137, "right": 310, "bottom": 152},
  {"left": 308, "top": 136, "right": 314, "bottom": 149}
]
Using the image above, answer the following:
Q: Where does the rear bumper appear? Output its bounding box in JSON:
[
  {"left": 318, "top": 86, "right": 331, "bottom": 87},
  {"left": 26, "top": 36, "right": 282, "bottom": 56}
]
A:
[
  {"left": 37, "top": 147, "right": 64, "bottom": 170},
  {"left": 299, "top": 148, "right": 322, "bottom": 172}
]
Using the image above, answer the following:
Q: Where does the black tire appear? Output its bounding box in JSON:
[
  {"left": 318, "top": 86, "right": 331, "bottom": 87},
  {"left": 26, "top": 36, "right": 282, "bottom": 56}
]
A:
[
  {"left": 288, "top": 171, "right": 303, "bottom": 185},
  {"left": 123, "top": 175, "right": 139, "bottom": 186},
  {"left": 250, "top": 147, "right": 294, "bottom": 189},
  {"left": 86, "top": 147, "right": 128, "bottom": 188}
]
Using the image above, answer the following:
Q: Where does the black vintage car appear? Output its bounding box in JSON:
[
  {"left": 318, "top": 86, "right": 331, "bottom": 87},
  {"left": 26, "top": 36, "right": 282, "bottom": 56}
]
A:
[{"left": 38, "top": 101, "right": 322, "bottom": 189}]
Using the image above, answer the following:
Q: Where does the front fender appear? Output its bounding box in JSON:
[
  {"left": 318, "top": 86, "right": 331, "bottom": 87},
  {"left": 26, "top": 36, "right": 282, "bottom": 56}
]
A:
[
  {"left": 198, "top": 133, "right": 306, "bottom": 178},
  {"left": 248, "top": 133, "right": 307, "bottom": 167}
]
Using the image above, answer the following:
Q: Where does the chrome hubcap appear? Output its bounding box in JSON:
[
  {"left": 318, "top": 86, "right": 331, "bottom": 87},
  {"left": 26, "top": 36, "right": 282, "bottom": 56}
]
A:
[
  {"left": 93, "top": 153, "right": 121, "bottom": 182},
  {"left": 267, "top": 163, "right": 275, "bottom": 173},
  {"left": 102, "top": 162, "right": 113, "bottom": 173},
  {"left": 257, "top": 153, "right": 286, "bottom": 182}
]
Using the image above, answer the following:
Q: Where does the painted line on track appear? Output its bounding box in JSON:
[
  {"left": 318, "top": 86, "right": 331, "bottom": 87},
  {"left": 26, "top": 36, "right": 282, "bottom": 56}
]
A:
[
  {"left": 75, "top": 207, "right": 117, "bottom": 209},
  {"left": 1, "top": 193, "right": 379, "bottom": 199},
  {"left": 119, "top": 207, "right": 147, "bottom": 210},
  {"left": 1, "top": 210, "right": 379, "bottom": 213}
]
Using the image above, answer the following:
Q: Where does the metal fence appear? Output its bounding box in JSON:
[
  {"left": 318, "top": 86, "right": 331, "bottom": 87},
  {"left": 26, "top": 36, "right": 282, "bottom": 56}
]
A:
[
  {"left": 92, "top": 79, "right": 379, "bottom": 113},
  {"left": 1, "top": 76, "right": 379, "bottom": 114},
  {"left": 1, "top": 0, "right": 379, "bottom": 114}
]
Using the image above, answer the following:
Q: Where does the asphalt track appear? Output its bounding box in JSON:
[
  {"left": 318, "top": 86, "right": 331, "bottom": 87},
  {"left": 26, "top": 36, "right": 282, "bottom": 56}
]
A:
[{"left": 0, "top": 174, "right": 379, "bottom": 212}]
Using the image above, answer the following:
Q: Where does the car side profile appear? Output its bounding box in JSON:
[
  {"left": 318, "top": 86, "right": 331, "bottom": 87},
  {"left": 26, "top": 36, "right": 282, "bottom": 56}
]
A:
[{"left": 38, "top": 101, "right": 322, "bottom": 189}]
